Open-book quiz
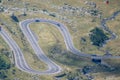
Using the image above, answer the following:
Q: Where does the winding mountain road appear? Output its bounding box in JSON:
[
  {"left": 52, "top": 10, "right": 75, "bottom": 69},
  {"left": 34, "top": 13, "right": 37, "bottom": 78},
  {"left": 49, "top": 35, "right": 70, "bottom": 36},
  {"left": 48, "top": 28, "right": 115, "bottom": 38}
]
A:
[{"left": 0, "top": 10, "right": 120, "bottom": 75}]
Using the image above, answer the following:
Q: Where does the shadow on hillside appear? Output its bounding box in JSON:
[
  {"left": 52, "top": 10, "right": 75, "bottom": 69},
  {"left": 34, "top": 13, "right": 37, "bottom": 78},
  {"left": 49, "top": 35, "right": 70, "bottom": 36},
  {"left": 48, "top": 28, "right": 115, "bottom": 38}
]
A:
[{"left": 88, "top": 59, "right": 120, "bottom": 77}]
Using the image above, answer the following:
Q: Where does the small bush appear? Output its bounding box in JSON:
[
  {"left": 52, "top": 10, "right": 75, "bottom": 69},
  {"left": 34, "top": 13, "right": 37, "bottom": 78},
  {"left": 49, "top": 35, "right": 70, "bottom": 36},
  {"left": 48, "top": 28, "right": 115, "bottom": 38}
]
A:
[
  {"left": 89, "top": 27, "right": 109, "bottom": 47},
  {"left": 11, "top": 15, "right": 19, "bottom": 22},
  {"left": 0, "top": 71, "right": 7, "bottom": 79},
  {"left": 49, "top": 13, "right": 56, "bottom": 17},
  {"left": 0, "top": 55, "right": 10, "bottom": 70}
]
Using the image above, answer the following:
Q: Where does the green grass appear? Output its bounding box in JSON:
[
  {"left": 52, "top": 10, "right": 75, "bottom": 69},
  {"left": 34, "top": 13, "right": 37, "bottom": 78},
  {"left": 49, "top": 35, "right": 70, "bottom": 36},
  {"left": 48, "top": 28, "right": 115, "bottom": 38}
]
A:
[
  {"left": 0, "top": 13, "right": 48, "bottom": 71},
  {"left": 0, "top": 0, "right": 120, "bottom": 80},
  {"left": 101, "top": 15, "right": 120, "bottom": 56},
  {"left": 29, "top": 22, "right": 66, "bottom": 54},
  {"left": 0, "top": 36, "right": 9, "bottom": 49}
]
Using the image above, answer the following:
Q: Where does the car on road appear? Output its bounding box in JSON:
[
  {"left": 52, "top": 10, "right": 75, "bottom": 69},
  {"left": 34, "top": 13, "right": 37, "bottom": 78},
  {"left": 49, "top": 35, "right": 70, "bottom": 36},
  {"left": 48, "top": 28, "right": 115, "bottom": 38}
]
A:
[
  {"left": 57, "top": 24, "right": 60, "bottom": 27},
  {"left": 35, "top": 20, "right": 40, "bottom": 22},
  {"left": 91, "top": 54, "right": 97, "bottom": 57}
]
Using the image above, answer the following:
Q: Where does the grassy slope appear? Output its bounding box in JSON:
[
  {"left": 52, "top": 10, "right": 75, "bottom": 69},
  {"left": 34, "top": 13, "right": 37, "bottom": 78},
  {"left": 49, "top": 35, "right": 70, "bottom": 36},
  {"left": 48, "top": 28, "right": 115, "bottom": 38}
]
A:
[
  {"left": 0, "top": 0, "right": 120, "bottom": 80},
  {"left": 101, "top": 15, "right": 120, "bottom": 55},
  {"left": 29, "top": 22, "right": 94, "bottom": 80},
  {"left": 2, "top": 0, "right": 120, "bottom": 56},
  {"left": 0, "top": 14, "right": 51, "bottom": 79},
  {"left": 29, "top": 23, "right": 66, "bottom": 54}
]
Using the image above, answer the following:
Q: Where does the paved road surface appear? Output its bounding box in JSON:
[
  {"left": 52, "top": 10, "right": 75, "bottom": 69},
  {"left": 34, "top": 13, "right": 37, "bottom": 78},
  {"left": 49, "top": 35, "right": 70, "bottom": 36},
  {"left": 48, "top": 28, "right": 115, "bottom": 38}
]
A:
[
  {"left": 0, "top": 10, "right": 120, "bottom": 75},
  {"left": 0, "top": 26, "right": 61, "bottom": 75}
]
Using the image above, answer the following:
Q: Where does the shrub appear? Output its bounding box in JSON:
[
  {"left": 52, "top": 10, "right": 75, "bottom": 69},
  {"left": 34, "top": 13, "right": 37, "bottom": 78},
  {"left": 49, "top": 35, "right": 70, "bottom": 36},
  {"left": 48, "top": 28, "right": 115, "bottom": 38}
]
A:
[
  {"left": 0, "top": 70, "right": 7, "bottom": 79},
  {"left": 11, "top": 14, "right": 19, "bottom": 22},
  {"left": 89, "top": 27, "right": 109, "bottom": 47},
  {"left": 0, "top": 55, "right": 10, "bottom": 70}
]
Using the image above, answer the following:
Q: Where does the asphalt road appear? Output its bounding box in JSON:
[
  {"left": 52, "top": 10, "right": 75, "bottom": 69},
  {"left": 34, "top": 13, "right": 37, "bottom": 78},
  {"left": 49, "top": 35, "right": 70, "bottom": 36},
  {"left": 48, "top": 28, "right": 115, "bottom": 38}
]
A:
[
  {"left": 20, "top": 18, "right": 120, "bottom": 59},
  {"left": 0, "top": 24, "right": 62, "bottom": 75},
  {"left": 0, "top": 10, "right": 120, "bottom": 75}
]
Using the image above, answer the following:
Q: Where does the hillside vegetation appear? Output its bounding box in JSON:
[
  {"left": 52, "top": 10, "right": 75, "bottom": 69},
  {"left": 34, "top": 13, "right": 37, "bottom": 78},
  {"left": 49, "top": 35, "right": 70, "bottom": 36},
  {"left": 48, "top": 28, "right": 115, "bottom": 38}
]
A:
[{"left": 0, "top": 0, "right": 120, "bottom": 80}]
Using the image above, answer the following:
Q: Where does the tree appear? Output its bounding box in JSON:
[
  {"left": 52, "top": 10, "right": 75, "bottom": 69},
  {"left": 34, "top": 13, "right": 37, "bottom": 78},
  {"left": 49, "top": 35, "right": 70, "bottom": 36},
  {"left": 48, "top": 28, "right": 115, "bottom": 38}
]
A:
[
  {"left": 0, "top": 55, "right": 10, "bottom": 70},
  {"left": 11, "top": 13, "right": 19, "bottom": 22},
  {"left": 0, "top": 70, "right": 7, "bottom": 79},
  {"left": 89, "top": 27, "right": 109, "bottom": 47}
]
